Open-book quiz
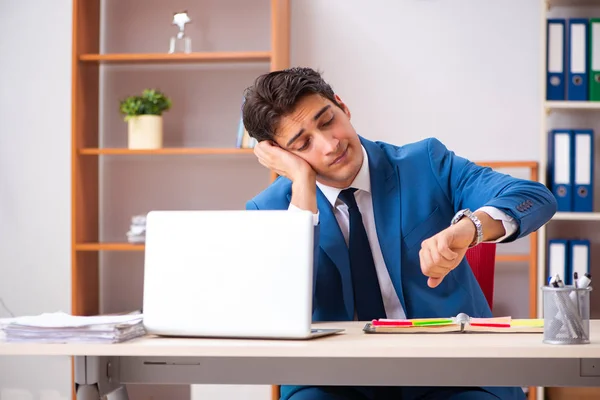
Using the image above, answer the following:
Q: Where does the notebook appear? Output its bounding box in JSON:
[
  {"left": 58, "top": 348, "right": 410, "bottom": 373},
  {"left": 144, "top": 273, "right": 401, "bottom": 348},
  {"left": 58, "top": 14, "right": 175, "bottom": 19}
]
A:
[{"left": 363, "top": 313, "right": 544, "bottom": 334}]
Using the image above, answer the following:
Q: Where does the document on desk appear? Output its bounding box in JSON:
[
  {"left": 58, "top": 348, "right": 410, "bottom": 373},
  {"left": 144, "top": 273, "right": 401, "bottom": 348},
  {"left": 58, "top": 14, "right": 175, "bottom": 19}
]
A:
[
  {"left": 0, "top": 311, "right": 145, "bottom": 343},
  {"left": 363, "top": 314, "right": 544, "bottom": 334}
]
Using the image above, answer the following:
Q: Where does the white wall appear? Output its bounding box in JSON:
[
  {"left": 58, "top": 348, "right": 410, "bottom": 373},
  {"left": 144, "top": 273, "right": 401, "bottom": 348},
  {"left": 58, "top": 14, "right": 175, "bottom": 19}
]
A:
[
  {"left": 0, "top": 0, "right": 543, "bottom": 399},
  {"left": 292, "top": 0, "right": 542, "bottom": 160},
  {"left": 0, "top": 1, "right": 73, "bottom": 400}
]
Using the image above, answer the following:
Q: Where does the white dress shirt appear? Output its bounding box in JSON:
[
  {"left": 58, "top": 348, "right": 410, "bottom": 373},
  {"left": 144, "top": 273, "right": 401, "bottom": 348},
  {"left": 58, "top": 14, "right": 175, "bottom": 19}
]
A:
[{"left": 289, "top": 145, "right": 517, "bottom": 319}]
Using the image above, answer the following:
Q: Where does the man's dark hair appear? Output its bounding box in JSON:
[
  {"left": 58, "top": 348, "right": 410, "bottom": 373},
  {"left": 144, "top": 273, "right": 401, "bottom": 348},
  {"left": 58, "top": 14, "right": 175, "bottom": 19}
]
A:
[{"left": 241, "top": 67, "right": 340, "bottom": 142}]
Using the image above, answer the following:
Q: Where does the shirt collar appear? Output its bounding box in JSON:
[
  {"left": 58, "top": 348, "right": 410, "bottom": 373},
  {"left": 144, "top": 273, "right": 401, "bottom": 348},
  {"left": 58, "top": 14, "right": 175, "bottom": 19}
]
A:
[{"left": 316, "top": 145, "right": 371, "bottom": 207}]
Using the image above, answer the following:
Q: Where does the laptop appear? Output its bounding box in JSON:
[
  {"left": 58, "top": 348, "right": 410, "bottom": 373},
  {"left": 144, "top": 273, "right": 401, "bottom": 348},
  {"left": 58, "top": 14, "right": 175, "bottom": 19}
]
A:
[{"left": 141, "top": 209, "right": 344, "bottom": 339}]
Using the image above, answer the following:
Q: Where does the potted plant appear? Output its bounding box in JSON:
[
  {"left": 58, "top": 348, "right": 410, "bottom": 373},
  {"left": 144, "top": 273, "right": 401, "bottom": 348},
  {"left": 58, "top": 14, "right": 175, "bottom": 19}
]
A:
[{"left": 119, "top": 89, "right": 172, "bottom": 149}]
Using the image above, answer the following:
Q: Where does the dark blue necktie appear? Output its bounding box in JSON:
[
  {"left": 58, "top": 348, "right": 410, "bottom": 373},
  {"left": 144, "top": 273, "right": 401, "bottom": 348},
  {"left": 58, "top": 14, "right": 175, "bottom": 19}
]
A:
[{"left": 338, "top": 188, "right": 387, "bottom": 320}]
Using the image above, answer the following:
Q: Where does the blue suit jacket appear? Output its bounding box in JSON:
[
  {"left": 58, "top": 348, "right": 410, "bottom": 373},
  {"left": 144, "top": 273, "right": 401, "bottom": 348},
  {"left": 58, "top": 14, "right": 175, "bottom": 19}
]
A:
[
  {"left": 247, "top": 136, "right": 557, "bottom": 322},
  {"left": 246, "top": 137, "right": 555, "bottom": 400}
]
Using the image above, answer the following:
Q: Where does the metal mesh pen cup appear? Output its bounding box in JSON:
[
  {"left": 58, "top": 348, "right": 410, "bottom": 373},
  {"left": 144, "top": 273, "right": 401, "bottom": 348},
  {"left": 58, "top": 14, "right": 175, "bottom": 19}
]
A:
[{"left": 542, "top": 286, "right": 592, "bottom": 345}]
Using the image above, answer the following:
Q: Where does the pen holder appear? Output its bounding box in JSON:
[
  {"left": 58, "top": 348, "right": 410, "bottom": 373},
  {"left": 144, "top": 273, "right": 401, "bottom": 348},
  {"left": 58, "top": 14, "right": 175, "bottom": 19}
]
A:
[{"left": 542, "top": 285, "right": 592, "bottom": 345}]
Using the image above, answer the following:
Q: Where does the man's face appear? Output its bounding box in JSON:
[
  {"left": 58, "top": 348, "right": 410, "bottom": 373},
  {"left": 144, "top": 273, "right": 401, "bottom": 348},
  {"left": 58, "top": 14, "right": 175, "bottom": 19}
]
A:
[{"left": 273, "top": 94, "right": 363, "bottom": 188}]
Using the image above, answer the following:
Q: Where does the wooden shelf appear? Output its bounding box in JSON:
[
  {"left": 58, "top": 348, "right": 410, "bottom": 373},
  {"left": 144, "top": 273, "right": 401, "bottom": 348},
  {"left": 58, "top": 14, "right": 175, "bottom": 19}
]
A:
[
  {"left": 475, "top": 161, "right": 538, "bottom": 169},
  {"left": 75, "top": 243, "right": 532, "bottom": 264},
  {"left": 547, "top": 0, "right": 600, "bottom": 7},
  {"left": 496, "top": 254, "right": 530, "bottom": 263},
  {"left": 545, "top": 101, "right": 600, "bottom": 110},
  {"left": 79, "top": 51, "right": 271, "bottom": 64},
  {"left": 75, "top": 243, "right": 144, "bottom": 251},
  {"left": 79, "top": 147, "right": 254, "bottom": 155},
  {"left": 552, "top": 212, "right": 600, "bottom": 221}
]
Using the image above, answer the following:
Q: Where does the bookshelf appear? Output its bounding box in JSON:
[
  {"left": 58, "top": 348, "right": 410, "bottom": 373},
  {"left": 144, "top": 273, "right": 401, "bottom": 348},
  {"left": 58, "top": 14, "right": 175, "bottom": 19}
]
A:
[
  {"left": 70, "top": 0, "right": 288, "bottom": 398},
  {"left": 540, "top": 1, "right": 600, "bottom": 399},
  {"left": 71, "top": 0, "right": 288, "bottom": 311}
]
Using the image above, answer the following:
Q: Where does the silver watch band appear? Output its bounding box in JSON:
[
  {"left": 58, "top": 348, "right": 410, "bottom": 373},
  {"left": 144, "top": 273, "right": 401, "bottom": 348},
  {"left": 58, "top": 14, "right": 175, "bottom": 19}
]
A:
[{"left": 451, "top": 209, "right": 483, "bottom": 247}]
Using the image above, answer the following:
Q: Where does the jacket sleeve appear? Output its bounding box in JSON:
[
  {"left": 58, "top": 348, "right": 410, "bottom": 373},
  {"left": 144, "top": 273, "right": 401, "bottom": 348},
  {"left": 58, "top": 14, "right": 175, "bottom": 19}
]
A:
[
  {"left": 245, "top": 199, "right": 321, "bottom": 313},
  {"left": 427, "top": 137, "right": 557, "bottom": 242}
]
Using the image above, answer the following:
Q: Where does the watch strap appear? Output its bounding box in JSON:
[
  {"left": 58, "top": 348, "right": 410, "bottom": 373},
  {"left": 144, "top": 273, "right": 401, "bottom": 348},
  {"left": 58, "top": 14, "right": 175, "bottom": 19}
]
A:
[{"left": 451, "top": 209, "right": 483, "bottom": 248}]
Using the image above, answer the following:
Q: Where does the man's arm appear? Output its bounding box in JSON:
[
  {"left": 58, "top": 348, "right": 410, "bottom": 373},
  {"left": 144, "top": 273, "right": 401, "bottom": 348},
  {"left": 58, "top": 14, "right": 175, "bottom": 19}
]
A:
[
  {"left": 290, "top": 174, "right": 318, "bottom": 214},
  {"left": 448, "top": 208, "right": 513, "bottom": 251},
  {"left": 427, "top": 138, "right": 557, "bottom": 242},
  {"left": 249, "top": 140, "right": 321, "bottom": 311},
  {"left": 418, "top": 138, "right": 557, "bottom": 287},
  {"left": 477, "top": 206, "right": 517, "bottom": 243}
]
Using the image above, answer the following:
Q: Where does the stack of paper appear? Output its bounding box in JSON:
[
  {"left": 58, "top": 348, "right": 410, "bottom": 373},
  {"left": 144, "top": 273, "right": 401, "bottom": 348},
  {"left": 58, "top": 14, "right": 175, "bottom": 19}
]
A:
[{"left": 0, "top": 312, "right": 145, "bottom": 343}]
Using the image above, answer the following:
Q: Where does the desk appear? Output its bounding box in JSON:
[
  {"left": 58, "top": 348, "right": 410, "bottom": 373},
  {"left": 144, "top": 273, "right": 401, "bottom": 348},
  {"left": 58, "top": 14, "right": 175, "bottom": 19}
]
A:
[{"left": 2, "top": 321, "right": 600, "bottom": 400}]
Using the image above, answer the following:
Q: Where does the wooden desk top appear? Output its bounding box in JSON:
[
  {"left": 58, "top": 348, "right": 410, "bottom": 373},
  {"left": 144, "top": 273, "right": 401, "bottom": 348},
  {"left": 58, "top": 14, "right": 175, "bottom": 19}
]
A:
[{"left": 1, "top": 321, "right": 599, "bottom": 358}]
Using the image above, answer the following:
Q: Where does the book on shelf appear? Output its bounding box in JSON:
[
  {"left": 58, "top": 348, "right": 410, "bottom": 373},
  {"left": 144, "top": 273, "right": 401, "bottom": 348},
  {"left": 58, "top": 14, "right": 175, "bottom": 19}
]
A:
[
  {"left": 363, "top": 313, "right": 544, "bottom": 334},
  {"left": 236, "top": 116, "right": 257, "bottom": 149}
]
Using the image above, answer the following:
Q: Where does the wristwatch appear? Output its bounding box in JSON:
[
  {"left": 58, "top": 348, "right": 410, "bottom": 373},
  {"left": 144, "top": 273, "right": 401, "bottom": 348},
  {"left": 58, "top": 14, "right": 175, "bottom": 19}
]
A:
[{"left": 451, "top": 208, "right": 483, "bottom": 248}]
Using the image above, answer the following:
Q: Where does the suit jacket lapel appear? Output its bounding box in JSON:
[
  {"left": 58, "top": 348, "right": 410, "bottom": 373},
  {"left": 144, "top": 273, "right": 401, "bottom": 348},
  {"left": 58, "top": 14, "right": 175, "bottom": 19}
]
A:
[
  {"left": 287, "top": 191, "right": 354, "bottom": 319},
  {"left": 361, "top": 137, "right": 406, "bottom": 313}
]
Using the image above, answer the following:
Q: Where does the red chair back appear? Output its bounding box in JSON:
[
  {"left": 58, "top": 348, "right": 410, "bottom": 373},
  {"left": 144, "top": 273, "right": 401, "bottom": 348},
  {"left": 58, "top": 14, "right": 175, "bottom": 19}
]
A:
[{"left": 465, "top": 243, "right": 496, "bottom": 311}]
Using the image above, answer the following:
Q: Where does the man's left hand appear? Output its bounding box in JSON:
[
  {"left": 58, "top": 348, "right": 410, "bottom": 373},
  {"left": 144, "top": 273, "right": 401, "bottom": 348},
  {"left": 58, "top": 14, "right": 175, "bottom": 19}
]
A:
[{"left": 419, "top": 218, "right": 476, "bottom": 288}]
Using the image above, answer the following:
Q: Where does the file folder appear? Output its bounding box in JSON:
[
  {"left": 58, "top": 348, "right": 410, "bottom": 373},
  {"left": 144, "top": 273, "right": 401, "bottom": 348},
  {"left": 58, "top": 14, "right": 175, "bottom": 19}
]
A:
[
  {"left": 548, "top": 130, "right": 573, "bottom": 211},
  {"left": 569, "top": 239, "right": 590, "bottom": 285},
  {"left": 567, "top": 19, "right": 589, "bottom": 101},
  {"left": 548, "top": 239, "right": 569, "bottom": 283},
  {"left": 547, "top": 19, "right": 566, "bottom": 100},
  {"left": 589, "top": 19, "right": 600, "bottom": 101},
  {"left": 573, "top": 129, "right": 594, "bottom": 212}
]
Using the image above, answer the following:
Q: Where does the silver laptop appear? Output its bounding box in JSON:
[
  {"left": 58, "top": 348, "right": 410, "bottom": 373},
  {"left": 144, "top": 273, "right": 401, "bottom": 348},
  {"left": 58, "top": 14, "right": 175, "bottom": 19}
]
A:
[{"left": 142, "top": 209, "right": 344, "bottom": 339}]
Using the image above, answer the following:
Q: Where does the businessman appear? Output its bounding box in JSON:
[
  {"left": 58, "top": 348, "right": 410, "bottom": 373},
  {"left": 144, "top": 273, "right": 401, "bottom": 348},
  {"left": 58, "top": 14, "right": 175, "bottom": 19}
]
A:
[{"left": 242, "top": 67, "right": 557, "bottom": 400}]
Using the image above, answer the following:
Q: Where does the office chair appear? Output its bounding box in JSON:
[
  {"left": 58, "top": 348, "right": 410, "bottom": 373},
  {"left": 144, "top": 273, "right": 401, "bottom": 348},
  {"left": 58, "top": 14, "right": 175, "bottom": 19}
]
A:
[
  {"left": 270, "top": 243, "right": 497, "bottom": 400},
  {"left": 465, "top": 242, "right": 496, "bottom": 311}
]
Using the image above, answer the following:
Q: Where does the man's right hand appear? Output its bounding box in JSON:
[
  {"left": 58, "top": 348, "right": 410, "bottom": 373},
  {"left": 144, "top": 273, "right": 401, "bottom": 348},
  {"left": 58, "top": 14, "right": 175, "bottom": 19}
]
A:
[
  {"left": 254, "top": 140, "right": 315, "bottom": 183},
  {"left": 254, "top": 140, "right": 318, "bottom": 214}
]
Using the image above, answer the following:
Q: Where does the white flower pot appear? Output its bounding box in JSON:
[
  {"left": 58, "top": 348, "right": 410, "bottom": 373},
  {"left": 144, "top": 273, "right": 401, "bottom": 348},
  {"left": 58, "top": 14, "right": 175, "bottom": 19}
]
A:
[{"left": 127, "top": 115, "right": 163, "bottom": 149}]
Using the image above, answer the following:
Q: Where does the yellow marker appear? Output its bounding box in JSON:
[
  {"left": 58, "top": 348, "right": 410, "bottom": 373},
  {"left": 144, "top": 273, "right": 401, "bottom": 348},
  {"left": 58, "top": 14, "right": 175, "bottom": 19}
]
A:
[{"left": 511, "top": 319, "right": 544, "bottom": 327}]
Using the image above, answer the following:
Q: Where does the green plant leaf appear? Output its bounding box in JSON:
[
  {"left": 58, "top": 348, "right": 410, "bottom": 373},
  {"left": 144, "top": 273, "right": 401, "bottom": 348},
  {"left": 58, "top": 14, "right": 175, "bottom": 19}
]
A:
[{"left": 119, "top": 89, "right": 172, "bottom": 121}]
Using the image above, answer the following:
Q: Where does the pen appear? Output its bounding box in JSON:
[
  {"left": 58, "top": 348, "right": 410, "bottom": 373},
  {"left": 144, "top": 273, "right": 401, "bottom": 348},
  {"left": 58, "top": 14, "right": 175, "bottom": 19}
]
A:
[
  {"left": 570, "top": 272, "right": 592, "bottom": 310},
  {"left": 574, "top": 272, "right": 581, "bottom": 320},
  {"left": 550, "top": 276, "right": 571, "bottom": 336}
]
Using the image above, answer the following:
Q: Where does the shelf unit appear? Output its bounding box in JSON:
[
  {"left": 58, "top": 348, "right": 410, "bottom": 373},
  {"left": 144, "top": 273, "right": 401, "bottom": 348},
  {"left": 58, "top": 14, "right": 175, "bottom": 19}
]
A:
[
  {"left": 70, "top": 0, "right": 289, "bottom": 398},
  {"left": 540, "top": 1, "right": 600, "bottom": 399},
  {"left": 79, "top": 147, "right": 255, "bottom": 155},
  {"left": 71, "top": 0, "right": 289, "bottom": 314},
  {"left": 79, "top": 51, "right": 272, "bottom": 64},
  {"left": 477, "top": 161, "right": 540, "bottom": 324}
]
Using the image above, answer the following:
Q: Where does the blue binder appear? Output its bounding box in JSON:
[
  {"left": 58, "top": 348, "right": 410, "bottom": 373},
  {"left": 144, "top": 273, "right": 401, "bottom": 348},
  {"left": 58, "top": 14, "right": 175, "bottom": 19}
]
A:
[
  {"left": 567, "top": 19, "right": 589, "bottom": 101},
  {"left": 568, "top": 239, "right": 590, "bottom": 285},
  {"left": 548, "top": 239, "right": 569, "bottom": 283},
  {"left": 572, "top": 129, "right": 594, "bottom": 212},
  {"left": 547, "top": 19, "right": 566, "bottom": 100},
  {"left": 548, "top": 130, "right": 573, "bottom": 211}
]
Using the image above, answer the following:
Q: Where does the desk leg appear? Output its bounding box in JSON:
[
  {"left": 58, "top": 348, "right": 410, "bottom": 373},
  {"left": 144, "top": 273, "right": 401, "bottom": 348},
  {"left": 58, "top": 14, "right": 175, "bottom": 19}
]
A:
[{"left": 74, "top": 356, "right": 129, "bottom": 400}]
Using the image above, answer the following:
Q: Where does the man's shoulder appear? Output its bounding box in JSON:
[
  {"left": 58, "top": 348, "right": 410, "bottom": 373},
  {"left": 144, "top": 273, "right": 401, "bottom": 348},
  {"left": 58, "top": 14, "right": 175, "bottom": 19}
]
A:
[
  {"left": 246, "top": 175, "right": 293, "bottom": 210},
  {"left": 370, "top": 136, "right": 444, "bottom": 162}
]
